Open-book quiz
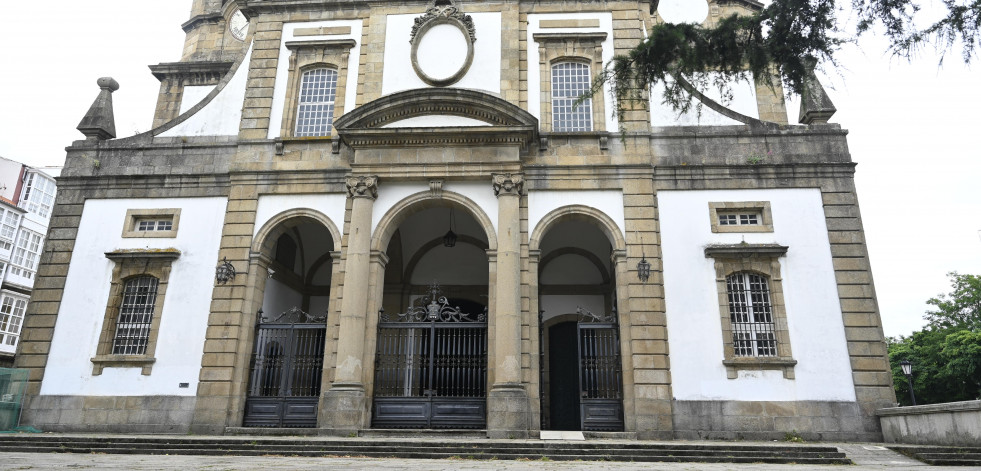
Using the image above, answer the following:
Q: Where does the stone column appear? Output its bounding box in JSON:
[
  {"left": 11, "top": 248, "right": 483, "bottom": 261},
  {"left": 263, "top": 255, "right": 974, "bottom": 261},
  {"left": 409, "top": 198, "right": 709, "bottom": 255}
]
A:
[
  {"left": 487, "top": 173, "right": 531, "bottom": 438},
  {"left": 322, "top": 175, "right": 378, "bottom": 435}
]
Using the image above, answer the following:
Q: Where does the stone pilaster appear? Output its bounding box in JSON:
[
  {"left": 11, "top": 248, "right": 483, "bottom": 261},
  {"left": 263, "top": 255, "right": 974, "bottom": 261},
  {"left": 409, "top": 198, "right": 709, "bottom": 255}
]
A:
[
  {"left": 321, "top": 175, "right": 378, "bottom": 435},
  {"left": 487, "top": 173, "right": 531, "bottom": 438}
]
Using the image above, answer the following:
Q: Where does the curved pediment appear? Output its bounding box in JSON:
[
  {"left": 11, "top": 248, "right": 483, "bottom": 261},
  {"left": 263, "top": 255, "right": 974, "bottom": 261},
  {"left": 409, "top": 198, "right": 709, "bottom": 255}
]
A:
[
  {"left": 336, "top": 88, "right": 538, "bottom": 130},
  {"left": 335, "top": 88, "right": 538, "bottom": 149}
]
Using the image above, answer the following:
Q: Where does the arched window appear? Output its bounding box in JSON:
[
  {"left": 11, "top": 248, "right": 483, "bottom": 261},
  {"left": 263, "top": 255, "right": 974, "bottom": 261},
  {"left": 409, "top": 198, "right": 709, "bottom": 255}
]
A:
[
  {"left": 551, "top": 62, "right": 592, "bottom": 132},
  {"left": 725, "top": 272, "right": 777, "bottom": 357},
  {"left": 112, "top": 275, "right": 160, "bottom": 355},
  {"left": 294, "top": 68, "right": 339, "bottom": 137}
]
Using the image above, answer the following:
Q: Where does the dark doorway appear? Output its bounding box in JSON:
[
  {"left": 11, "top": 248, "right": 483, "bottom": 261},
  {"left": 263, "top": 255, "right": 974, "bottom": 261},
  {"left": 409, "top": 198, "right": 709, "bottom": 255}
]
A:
[{"left": 548, "top": 321, "right": 581, "bottom": 430}]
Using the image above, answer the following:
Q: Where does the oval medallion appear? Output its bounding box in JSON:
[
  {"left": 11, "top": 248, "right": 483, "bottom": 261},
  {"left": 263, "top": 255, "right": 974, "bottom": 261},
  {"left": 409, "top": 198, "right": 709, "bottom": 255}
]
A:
[{"left": 411, "top": 17, "right": 475, "bottom": 87}]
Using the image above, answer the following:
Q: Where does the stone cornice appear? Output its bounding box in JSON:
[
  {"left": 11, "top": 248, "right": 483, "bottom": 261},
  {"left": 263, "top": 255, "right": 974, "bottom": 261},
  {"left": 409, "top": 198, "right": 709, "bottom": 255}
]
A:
[
  {"left": 284, "top": 39, "right": 358, "bottom": 51},
  {"left": 181, "top": 12, "right": 224, "bottom": 33},
  {"left": 105, "top": 249, "right": 182, "bottom": 261},
  {"left": 532, "top": 32, "right": 608, "bottom": 43},
  {"left": 340, "top": 126, "right": 536, "bottom": 149},
  {"left": 149, "top": 61, "right": 235, "bottom": 84},
  {"left": 704, "top": 244, "right": 788, "bottom": 259}
]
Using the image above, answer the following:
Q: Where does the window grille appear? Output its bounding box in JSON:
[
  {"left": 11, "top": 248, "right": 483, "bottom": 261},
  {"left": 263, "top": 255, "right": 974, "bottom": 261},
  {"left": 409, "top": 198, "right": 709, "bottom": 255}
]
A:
[
  {"left": 294, "top": 68, "right": 338, "bottom": 137},
  {"left": 112, "top": 276, "right": 160, "bottom": 355},
  {"left": 551, "top": 62, "right": 592, "bottom": 132},
  {"left": 20, "top": 173, "right": 56, "bottom": 218},
  {"left": 726, "top": 272, "right": 777, "bottom": 357},
  {"left": 0, "top": 294, "right": 27, "bottom": 347},
  {"left": 718, "top": 212, "right": 760, "bottom": 226},
  {"left": 136, "top": 219, "right": 173, "bottom": 232}
]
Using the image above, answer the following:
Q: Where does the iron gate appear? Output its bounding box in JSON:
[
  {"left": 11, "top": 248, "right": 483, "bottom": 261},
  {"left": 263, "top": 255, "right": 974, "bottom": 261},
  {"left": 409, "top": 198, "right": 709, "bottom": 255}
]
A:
[
  {"left": 576, "top": 306, "right": 625, "bottom": 431},
  {"left": 243, "top": 308, "right": 326, "bottom": 428},
  {"left": 372, "top": 285, "right": 487, "bottom": 429}
]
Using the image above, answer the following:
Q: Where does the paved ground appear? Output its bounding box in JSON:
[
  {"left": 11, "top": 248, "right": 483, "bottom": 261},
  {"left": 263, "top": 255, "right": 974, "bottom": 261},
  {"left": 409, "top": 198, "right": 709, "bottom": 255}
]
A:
[{"left": 0, "top": 442, "right": 959, "bottom": 471}]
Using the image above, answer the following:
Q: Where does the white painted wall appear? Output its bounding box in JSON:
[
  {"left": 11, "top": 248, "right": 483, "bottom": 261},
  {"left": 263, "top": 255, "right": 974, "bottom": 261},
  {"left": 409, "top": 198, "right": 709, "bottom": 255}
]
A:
[
  {"left": 267, "top": 20, "right": 364, "bottom": 140},
  {"left": 527, "top": 13, "right": 617, "bottom": 132},
  {"left": 383, "top": 115, "right": 491, "bottom": 128},
  {"left": 528, "top": 190, "right": 625, "bottom": 243},
  {"left": 372, "top": 181, "right": 499, "bottom": 238},
  {"left": 658, "top": 189, "right": 856, "bottom": 402},
  {"left": 179, "top": 85, "right": 217, "bottom": 114},
  {"left": 41, "top": 197, "right": 228, "bottom": 396},
  {"left": 651, "top": 75, "right": 760, "bottom": 126},
  {"left": 160, "top": 46, "right": 251, "bottom": 136},
  {"left": 261, "top": 277, "right": 303, "bottom": 318},
  {"left": 253, "top": 194, "right": 347, "bottom": 242},
  {"left": 382, "top": 13, "right": 502, "bottom": 96},
  {"left": 657, "top": 0, "right": 709, "bottom": 24}
]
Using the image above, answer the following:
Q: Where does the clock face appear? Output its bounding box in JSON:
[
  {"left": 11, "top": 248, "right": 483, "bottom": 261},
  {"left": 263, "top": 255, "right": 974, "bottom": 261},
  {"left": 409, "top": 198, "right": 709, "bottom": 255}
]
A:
[{"left": 229, "top": 10, "right": 248, "bottom": 41}]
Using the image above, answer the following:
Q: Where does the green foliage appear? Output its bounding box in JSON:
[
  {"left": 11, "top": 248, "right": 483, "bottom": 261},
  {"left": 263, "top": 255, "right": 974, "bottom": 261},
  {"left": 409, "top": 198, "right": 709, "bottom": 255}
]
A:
[
  {"left": 597, "top": 0, "right": 981, "bottom": 120},
  {"left": 888, "top": 273, "right": 981, "bottom": 405},
  {"left": 925, "top": 272, "right": 981, "bottom": 331}
]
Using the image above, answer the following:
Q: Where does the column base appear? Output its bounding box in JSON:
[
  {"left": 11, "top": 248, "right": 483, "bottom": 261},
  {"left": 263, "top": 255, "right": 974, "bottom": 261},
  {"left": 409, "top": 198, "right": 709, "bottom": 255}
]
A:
[
  {"left": 319, "top": 383, "right": 366, "bottom": 436},
  {"left": 486, "top": 383, "right": 532, "bottom": 438}
]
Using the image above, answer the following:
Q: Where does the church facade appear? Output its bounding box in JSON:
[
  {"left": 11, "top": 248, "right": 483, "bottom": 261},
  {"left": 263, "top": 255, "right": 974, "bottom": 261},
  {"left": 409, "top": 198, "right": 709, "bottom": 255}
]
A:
[{"left": 16, "top": 0, "right": 895, "bottom": 440}]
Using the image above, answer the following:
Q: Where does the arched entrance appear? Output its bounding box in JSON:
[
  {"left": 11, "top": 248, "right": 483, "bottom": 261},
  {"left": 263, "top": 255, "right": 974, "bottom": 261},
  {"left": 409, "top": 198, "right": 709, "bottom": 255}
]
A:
[
  {"left": 243, "top": 215, "right": 336, "bottom": 428},
  {"left": 536, "top": 214, "right": 625, "bottom": 432},
  {"left": 370, "top": 200, "right": 490, "bottom": 429}
]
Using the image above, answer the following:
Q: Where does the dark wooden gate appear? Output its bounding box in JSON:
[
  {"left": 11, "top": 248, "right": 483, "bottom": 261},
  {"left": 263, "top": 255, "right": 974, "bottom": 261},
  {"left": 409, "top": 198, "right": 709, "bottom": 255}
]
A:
[
  {"left": 576, "top": 306, "right": 625, "bottom": 431},
  {"left": 372, "top": 285, "right": 487, "bottom": 429},
  {"left": 243, "top": 308, "right": 326, "bottom": 428}
]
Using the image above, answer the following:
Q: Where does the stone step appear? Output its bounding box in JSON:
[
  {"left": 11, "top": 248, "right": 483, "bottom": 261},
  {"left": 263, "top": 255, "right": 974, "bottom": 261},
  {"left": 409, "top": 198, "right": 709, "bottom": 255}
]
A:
[
  {"left": 0, "top": 435, "right": 843, "bottom": 453},
  {"left": 0, "top": 435, "right": 850, "bottom": 465},
  {"left": 889, "top": 445, "right": 981, "bottom": 466},
  {"left": 0, "top": 446, "right": 851, "bottom": 464},
  {"left": 0, "top": 442, "right": 845, "bottom": 458}
]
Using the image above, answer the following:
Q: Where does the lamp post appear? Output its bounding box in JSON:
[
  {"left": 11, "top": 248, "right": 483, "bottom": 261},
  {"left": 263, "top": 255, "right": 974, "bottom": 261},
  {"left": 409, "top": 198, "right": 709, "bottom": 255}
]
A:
[{"left": 900, "top": 359, "right": 917, "bottom": 406}]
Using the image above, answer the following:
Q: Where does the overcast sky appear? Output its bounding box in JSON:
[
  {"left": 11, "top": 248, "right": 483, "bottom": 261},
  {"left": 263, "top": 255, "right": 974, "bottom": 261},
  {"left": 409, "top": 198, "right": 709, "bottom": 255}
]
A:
[{"left": 0, "top": 1, "right": 978, "bottom": 337}]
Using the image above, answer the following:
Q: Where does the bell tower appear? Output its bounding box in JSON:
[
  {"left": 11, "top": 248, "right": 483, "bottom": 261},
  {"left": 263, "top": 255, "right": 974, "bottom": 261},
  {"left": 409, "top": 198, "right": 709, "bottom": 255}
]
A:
[{"left": 148, "top": 0, "right": 248, "bottom": 127}]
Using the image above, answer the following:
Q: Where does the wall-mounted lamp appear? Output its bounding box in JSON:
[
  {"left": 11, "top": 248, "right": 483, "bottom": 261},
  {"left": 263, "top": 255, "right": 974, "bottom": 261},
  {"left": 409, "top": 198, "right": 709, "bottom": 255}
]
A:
[
  {"left": 215, "top": 257, "right": 237, "bottom": 285},
  {"left": 637, "top": 235, "right": 651, "bottom": 282},
  {"left": 443, "top": 207, "right": 457, "bottom": 248}
]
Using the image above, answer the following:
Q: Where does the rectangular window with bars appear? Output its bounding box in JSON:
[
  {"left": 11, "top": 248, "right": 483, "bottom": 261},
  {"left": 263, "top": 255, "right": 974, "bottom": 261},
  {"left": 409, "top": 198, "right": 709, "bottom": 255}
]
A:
[
  {"left": 295, "top": 68, "right": 339, "bottom": 137},
  {"left": 11, "top": 228, "right": 42, "bottom": 272},
  {"left": 112, "top": 276, "right": 160, "bottom": 355},
  {"left": 718, "top": 212, "right": 761, "bottom": 226},
  {"left": 136, "top": 218, "right": 173, "bottom": 232},
  {"left": 726, "top": 272, "right": 777, "bottom": 357},
  {"left": 551, "top": 62, "right": 593, "bottom": 132}
]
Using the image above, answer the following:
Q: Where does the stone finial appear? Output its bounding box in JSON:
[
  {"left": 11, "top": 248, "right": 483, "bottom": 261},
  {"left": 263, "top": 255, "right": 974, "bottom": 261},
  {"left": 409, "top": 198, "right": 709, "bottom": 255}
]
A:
[
  {"left": 798, "top": 60, "right": 837, "bottom": 125},
  {"left": 77, "top": 77, "right": 120, "bottom": 141}
]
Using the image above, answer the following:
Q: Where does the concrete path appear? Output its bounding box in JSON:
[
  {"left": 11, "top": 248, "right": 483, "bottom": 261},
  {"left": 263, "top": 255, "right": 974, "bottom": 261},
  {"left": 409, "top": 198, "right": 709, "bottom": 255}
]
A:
[{"left": 0, "top": 443, "right": 959, "bottom": 471}]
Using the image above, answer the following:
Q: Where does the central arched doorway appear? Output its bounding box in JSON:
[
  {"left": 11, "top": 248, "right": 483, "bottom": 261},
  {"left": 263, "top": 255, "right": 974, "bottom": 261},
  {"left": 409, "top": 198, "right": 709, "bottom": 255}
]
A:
[
  {"left": 537, "top": 215, "right": 625, "bottom": 432},
  {"left": 243, "top": 215, "right": 336, "bottom": 428},
  {"left": 370, "top": 201, "right": 490, "bottom": 429}
]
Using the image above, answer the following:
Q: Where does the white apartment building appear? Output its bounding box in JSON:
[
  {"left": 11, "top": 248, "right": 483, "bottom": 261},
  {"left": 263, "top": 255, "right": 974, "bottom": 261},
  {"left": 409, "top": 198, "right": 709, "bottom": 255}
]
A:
[{"left": 0, "top": 156, "right": 58, "bottom": 366}]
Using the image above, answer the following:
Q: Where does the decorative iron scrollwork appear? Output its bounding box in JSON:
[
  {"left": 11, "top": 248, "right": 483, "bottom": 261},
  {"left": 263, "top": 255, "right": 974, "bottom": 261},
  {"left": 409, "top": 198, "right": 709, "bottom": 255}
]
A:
[
  {"left": 263, "top": 306, "right": 327, "bottom": 324},
  {"left": 381, "top": 282, "right": 486, "bottom": 323},
  {"left": 577, "top": 305, "right": 617, "bottom": 324}
]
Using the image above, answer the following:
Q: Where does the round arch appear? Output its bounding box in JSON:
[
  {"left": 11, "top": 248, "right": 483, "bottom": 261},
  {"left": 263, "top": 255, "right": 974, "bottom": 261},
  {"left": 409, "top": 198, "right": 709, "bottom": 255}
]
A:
[
  {"left": 529, "top": 204, "right": 626, "bottom": 253},
  {"left": 251, "top": 208, "right": 342, "bottom": 255},
  {"left": 371, "top": 190, "right": 498, "bottom": 253}
]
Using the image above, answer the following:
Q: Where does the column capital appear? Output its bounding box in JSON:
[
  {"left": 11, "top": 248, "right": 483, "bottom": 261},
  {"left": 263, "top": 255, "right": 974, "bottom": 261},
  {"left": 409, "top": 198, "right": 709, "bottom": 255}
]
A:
[
  {"left": 346, "top": 175, "right": 379, "bottom": 200},
  {"left": 492, "top": 173, "right": 523, "bottom": 197}
]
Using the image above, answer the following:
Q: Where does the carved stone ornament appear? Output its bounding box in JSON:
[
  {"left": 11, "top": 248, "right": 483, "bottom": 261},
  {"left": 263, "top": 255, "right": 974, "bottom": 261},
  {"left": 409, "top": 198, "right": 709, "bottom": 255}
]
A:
[
  {"left": 410, "top": 0, "right": 476, "bottom": 87},
  {"left": 492, "top": 173, "right": 524, "bottom": 197},
  {"left": 346, "top": 175, "right": 379, "bottom": 199}
]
